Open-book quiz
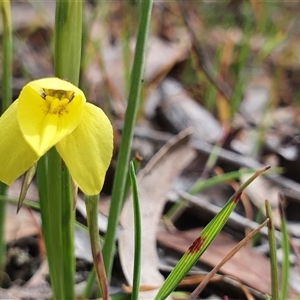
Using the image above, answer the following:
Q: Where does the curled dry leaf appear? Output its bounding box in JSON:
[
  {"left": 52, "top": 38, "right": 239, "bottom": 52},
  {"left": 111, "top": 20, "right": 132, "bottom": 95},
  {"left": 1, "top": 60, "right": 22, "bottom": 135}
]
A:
[{"left": 118, "top": 128, "right": 196, "bottom": 299}]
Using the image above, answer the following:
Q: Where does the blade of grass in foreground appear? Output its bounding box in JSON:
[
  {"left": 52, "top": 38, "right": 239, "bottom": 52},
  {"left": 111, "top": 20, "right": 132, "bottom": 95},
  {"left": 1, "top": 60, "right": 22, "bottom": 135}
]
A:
[
  {"left": 265, "top": 200, "right": 279, "bottom": 300},
  {"left": 279, "top": 195, "right": 290, "bottom": 300},
  {"left": 129, "top": 161, "right": 142, "bottom": 300},
  {"left": 154, "top": 166, "right": 270, "bottom": 300},
  {"left": 102, "top": 0, "right": 153, "bottom": 282},
  {"left": 188, "top": 218, "right": 269, "bottom": 299},
  {"left": 0, "top": 0, "right": 12, "bottom": 285}
]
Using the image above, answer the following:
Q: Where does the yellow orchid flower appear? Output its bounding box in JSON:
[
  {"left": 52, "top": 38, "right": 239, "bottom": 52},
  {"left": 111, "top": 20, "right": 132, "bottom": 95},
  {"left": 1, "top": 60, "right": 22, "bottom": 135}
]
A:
[{"left": 0, "top": 77, "right": 113, "bottom": 195}]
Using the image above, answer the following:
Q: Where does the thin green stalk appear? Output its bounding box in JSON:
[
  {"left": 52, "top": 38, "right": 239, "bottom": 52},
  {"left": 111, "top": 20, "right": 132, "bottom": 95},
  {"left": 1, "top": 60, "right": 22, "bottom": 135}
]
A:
[
  {"left": 85, "top": 195, "right": 109, "bottom": 300},
  {"left": 102, "top": 0, "right": 153, "bottom": 282},
  {"left": 1, "top": 0, "right": 12, "bottom": 113},
  {"left": 129, "top": 162, "right": 142, "bottom": 300},
  {"left": 82, "top": 267, "right": 97, "bottom": 298},
  {"left": 0, "top": 184, "right": 7, "bottom": 285},
  {"left": 38, "top": 149, "right": 65, "bottom": 300},
  {"left": 165, "top": 168, "right": 258, "bottom": 222},
  {"left": 265, "top": 200, "right": 279, "bottom": 300},
  {"left": 123, "top": 155, "right": 142, "bottom": 205},
  {"left": 55, "top": 0, "right": 82, "bottom": 84},
  {"left": 122, "top": 16, "right": 132, "bottom": 96},
  {"left": 0, "top": 195, "right": 40, "bottom": 210},
  {"left": 279, "top": 197, "right": 289, "bottom": 300},
  {"left": 0, "top": 0, "right": 12, "bottom": 286},
  {"left": 61, "top": 167, "right": 75, "bottom": 300},
  {"left": 230, "top": 10, "right": 252, "bottom": 118}
]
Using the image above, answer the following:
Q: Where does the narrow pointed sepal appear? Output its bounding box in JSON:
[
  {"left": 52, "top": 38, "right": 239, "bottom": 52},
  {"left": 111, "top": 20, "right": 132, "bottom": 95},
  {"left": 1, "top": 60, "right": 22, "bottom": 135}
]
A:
[{"left": 17, "top": 163, "right": 37, "bottom": 213}]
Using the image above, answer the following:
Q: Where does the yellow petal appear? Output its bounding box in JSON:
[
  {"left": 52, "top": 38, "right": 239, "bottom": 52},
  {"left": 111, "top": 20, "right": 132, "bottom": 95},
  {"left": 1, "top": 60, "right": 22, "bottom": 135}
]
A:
[
  {"left": 17, "top": 77, "right": 86, "bottom": 156},
  {"left": 0, "top": 100, "right": 39, "bottom": 185},
  {"left": 56, "top": 103, "right": 113, "bottom": 195}
]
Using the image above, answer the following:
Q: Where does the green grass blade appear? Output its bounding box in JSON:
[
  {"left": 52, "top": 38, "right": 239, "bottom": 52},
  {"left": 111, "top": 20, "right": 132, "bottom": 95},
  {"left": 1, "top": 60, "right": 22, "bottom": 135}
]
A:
[
  {"left": 0, "top": 183, "right": 7, "bottom": 285},
  {"left": 188, "top": 218, "right": 269, "bottom": 299},
  {"left": 0, "top": 0, "right": 12, "bottom": 285},
  {"left": 60, "top": 166, "right": 75, "bottom": 299},
  {"left": 154, "top": 166, "right": 270, "bottom": 300},
  {"left": 279, "top": 195, "right": 290, "bottom": 300},
  {"left": 165, "top": 166, "right": 281, "bottom": 224},
  {"left": 265, "top": 200, "right": 279, "bottom": 300},
  {"left": 1, "top": 1, "right": 12, "bottom": 112},
  {"left": 0, "top": 196, "right": 40, "bottom": 210},
  {"left": 129, "top": 161, "right": 142, "bottom": 300},
  {"left": 102, "top": 0, "right": 153, "bottom": 282},
  {"left": 165, "top": 168, "right": 263, "bottom": 222},
  {"left": 54, "top": 0, "right": 82, "bottom": 84},
  {"left": 123, "top": 155, "right": 142, "bottom": 206},
  {"left": 230, "top": 6, "right": 252, "bottom": 118}
]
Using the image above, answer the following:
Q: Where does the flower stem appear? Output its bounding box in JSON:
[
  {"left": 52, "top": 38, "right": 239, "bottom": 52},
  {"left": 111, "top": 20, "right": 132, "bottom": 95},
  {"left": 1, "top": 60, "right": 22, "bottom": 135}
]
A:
[
  {"left": 102, "top": 0, "right": 153, "bottom": 282},
  {"left": 1, "top": 0, "right": 12, "bottom": 113},
  {"left": 85, "top": 195, "right": 109, "bottom": 300},
  {"left": 38, "top": 148, "right": 65, "bottom": 300},
  {"left": 265, "top": 200, "right": 279, "bottom": 300},
  {"left": 61, "top": 166, "right": 75, "bottom": 299},
  {"left": 55, "top": 0, "right": 82, "bottom": 85},
  {"left": 45, "top": 0, "right": 83, "bottom": 297},
  {"left": 0, "top": 184, "right": 7, "bottom": 286},
  {"left": 0, "top": 0, "right": 12, "bottom": 286}
]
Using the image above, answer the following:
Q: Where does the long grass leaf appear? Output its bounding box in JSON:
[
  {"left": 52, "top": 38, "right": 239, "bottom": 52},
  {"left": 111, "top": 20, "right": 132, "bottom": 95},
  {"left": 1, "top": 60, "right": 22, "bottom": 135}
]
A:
[
  {"left": 102, "top": 0, "right": 153, "bottom": 282},
  {"left": 188, "top": 218, "right": 269, "bottom": 299},
  {"left": 129, "top": 161, "right": 142, "bottom": 300},
  {"left": 279, "top": 195, "right": 290, "bottom": 300},
  {"left": 265, "top": 200, "right": 279, "bottom": 300},
  {"left": 155, "top": 166, "right": 270, "bottom": 300}
]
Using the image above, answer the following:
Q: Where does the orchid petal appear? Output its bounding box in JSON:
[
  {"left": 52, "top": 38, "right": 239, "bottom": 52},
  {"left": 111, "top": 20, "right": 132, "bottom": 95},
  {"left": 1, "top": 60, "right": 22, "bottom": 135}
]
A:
[
  {"left": 56, "top": 103, "right": 113, "bottom": 195},
  {"left": 17, "top": 78, "right": 85, "bottom": 156},
  {"left": 0, "top": 100, "right": 39, "bottom": 185}
]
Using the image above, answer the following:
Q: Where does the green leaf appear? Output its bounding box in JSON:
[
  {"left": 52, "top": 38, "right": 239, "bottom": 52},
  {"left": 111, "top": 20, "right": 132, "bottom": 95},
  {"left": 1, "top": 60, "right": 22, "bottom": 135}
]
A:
[
  {"left": 102, "top": 0, "right": 153, "bottom": 282},
  {"left": 129, "top": 161, "right": 142, "bottom": 300},
  {"left": 265, "top": 200, "right": 279, "bottom": 300},
  {"left": 155, "top": 166, "right": 270, "bottom": 300},
  {"left": 279, "top": 195, "right": 290, "bottom": 300}
]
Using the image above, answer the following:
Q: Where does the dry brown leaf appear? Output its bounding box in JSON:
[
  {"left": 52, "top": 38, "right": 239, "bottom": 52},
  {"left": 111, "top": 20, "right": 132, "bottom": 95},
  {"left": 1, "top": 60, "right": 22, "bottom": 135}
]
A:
[{"left": 119, "top": 128, "right": 196, "bottom": 300}]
